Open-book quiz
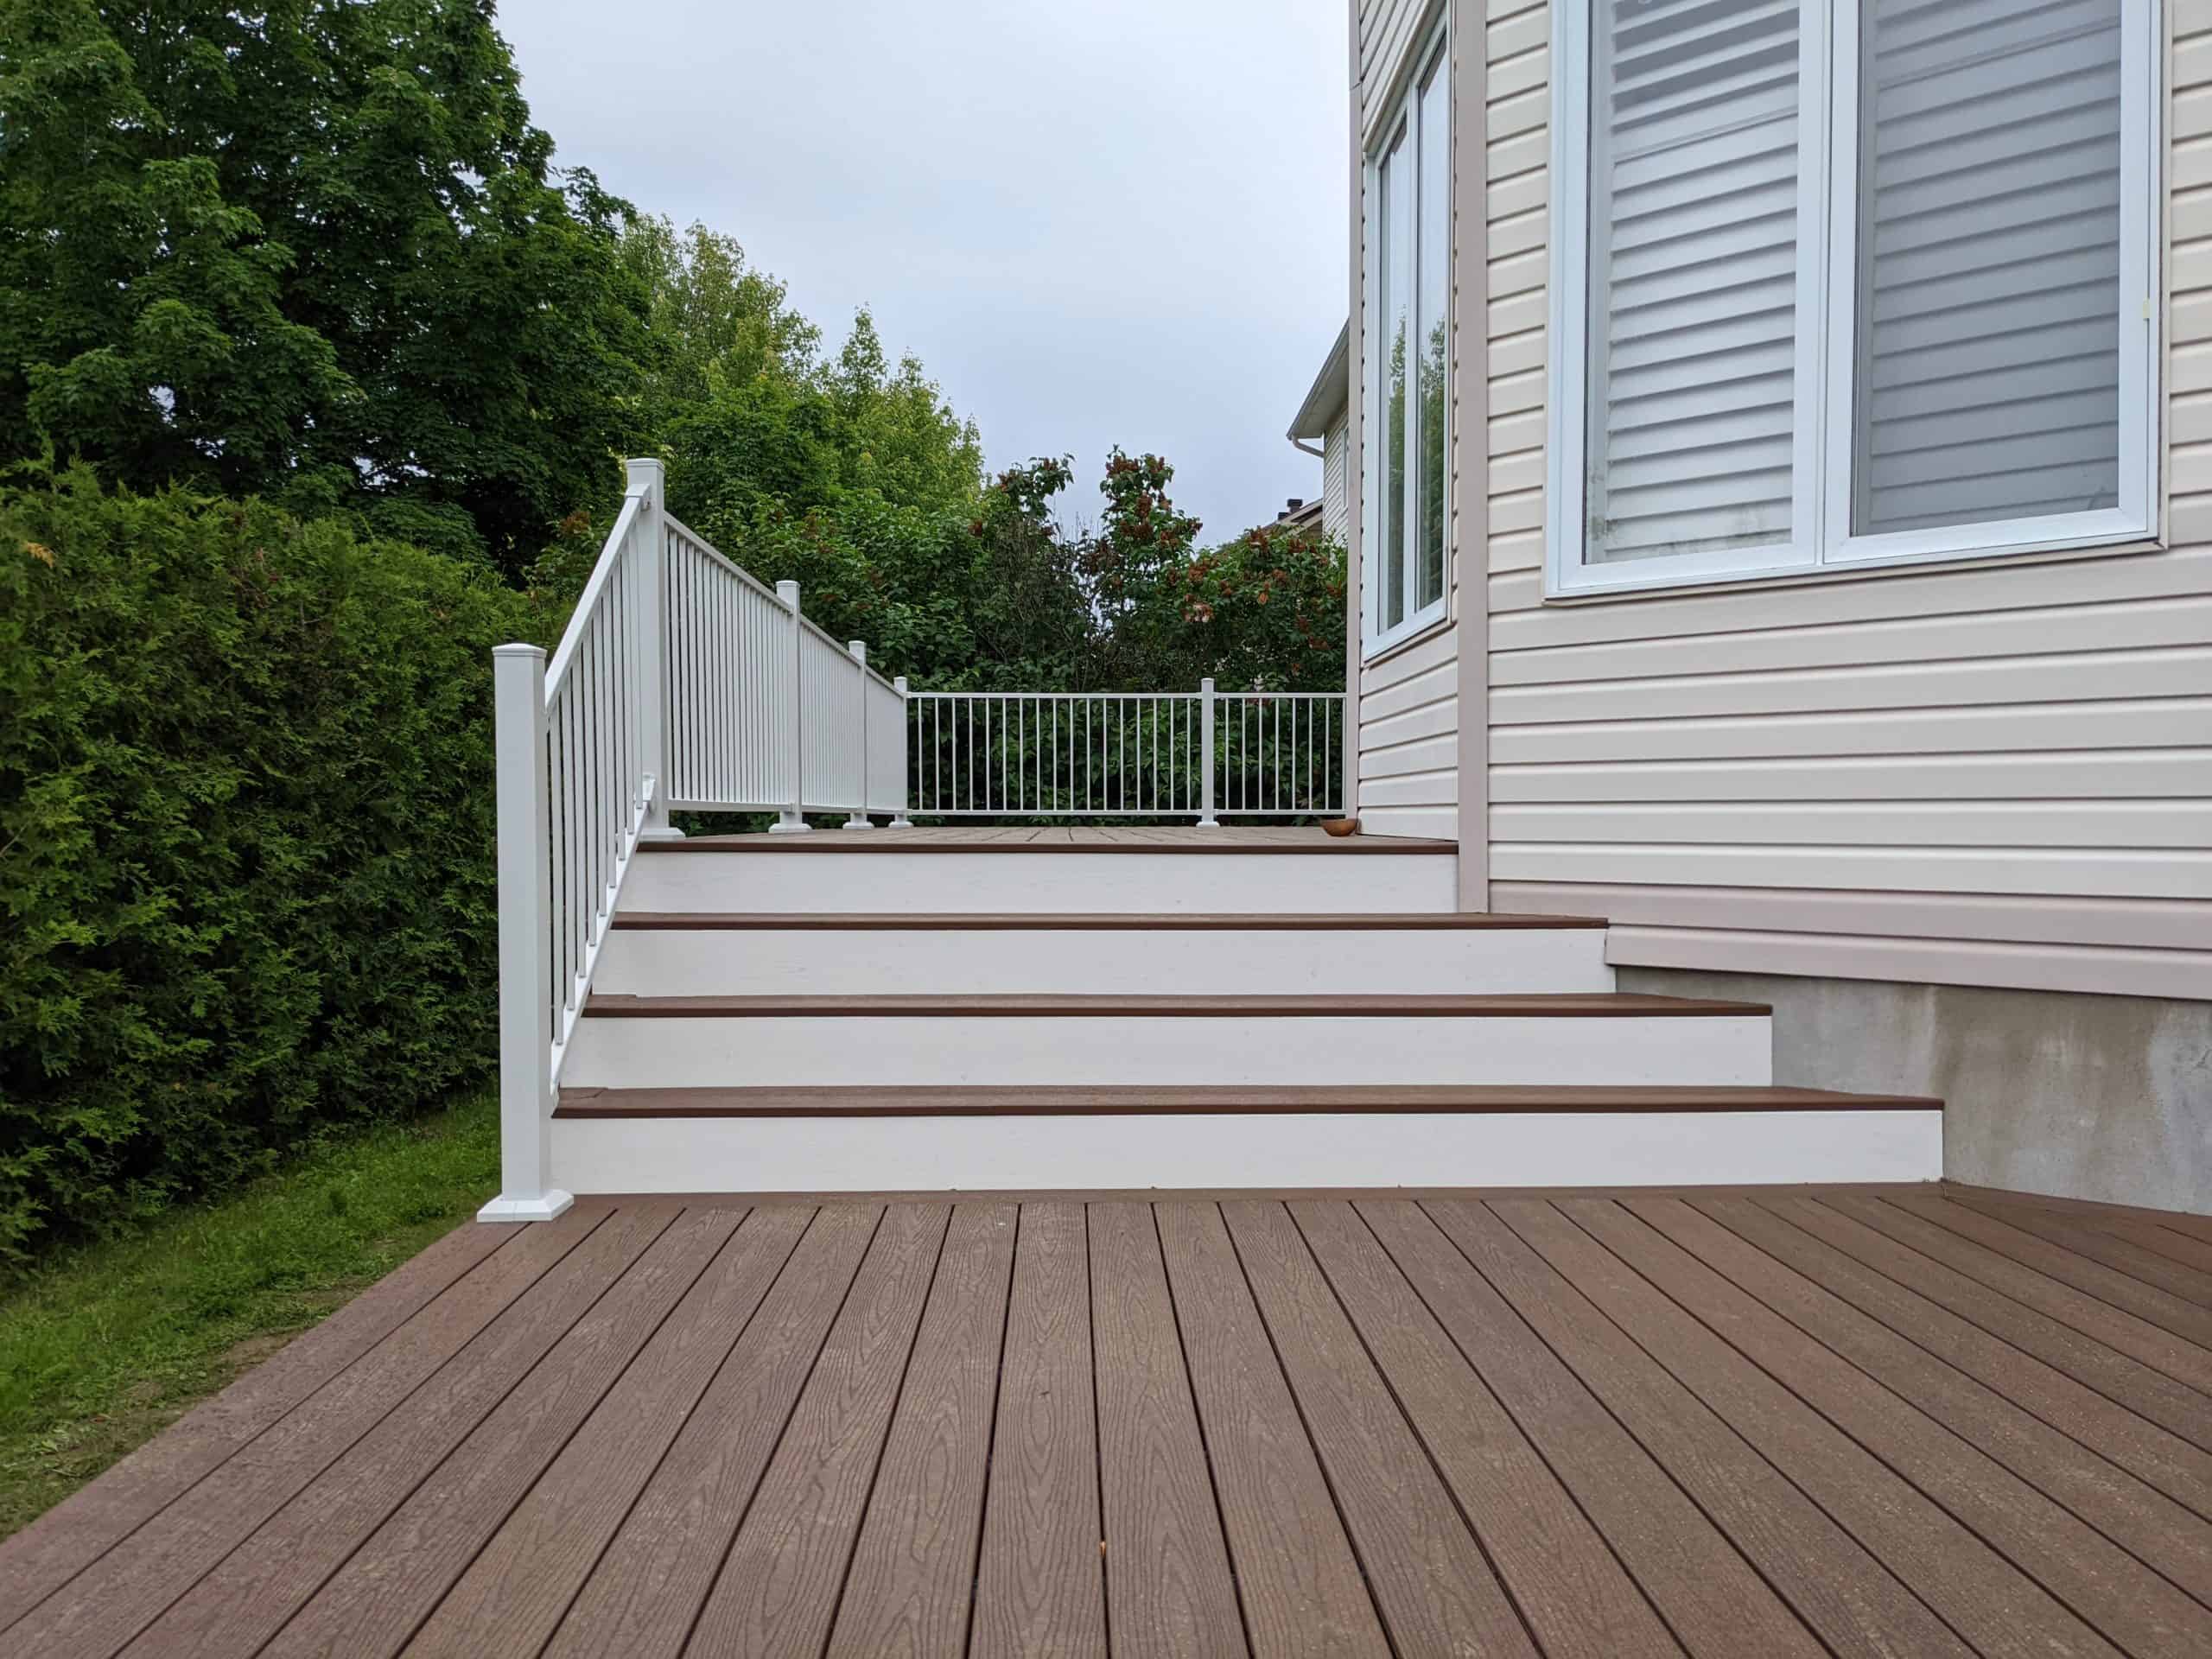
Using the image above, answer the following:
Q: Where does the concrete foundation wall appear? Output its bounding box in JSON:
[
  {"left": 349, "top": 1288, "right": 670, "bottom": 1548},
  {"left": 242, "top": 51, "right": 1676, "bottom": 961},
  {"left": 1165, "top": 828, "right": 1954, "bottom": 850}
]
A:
[{"left": 1617, "top": 968, "right": 2212, "bottom": 1217}]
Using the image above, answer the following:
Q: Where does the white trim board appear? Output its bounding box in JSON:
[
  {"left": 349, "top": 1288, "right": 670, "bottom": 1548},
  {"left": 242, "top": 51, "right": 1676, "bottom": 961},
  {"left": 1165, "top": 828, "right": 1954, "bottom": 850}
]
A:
[
  {"left": 592, "top": 925, "right": 1614, "bottom": 997},
  {"left": 622, "top": 851, "right": 1459, "bottom": 914},
  {"left": 551, "top": 1109, "right": 1942, "bottom": 1193},
  {"left": 561, "top": 1012, "right": 1773, "bottom": 1090}
]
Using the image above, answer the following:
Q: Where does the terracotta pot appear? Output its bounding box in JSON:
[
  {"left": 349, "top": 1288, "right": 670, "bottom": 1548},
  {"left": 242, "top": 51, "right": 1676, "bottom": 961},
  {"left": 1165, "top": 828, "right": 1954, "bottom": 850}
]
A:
[{"left": 1320, "top": 817, "right": 1359, "bottom": 837}]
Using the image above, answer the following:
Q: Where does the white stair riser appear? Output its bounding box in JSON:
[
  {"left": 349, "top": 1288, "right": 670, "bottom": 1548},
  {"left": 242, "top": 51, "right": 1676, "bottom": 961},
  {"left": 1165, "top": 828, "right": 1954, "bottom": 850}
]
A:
[
  {"left": 562, "top": 1014, "right": 1772, "bottom": 1090},
  {"left": 593, "top": 927, "right": 1615, "bottom": 996},
  {"left": 623, "top": 851, "right": 1457, "bottom": 914},
  {"left": 551, "top": 1109, "right": 1939, "bottom": 1193}
]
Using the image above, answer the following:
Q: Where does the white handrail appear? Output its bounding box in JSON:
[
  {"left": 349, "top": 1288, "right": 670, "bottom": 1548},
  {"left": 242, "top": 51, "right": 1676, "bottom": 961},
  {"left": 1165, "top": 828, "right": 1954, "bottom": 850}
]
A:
[
  {"left": 485, "top": 461, "right": 1347, "bottom": 1223},
  {"left": 485, "top": 460, "right": 912, "bottom": 1221}
]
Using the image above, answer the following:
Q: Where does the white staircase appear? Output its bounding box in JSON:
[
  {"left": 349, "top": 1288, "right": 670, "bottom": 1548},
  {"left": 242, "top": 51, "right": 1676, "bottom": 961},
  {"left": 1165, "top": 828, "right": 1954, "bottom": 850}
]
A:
[
  {"left": 548, "top": 835, "right": 1942, "bottom": 1194},
  {"left": 478, "top": 464, "right": 1939, "bottom": 1221}
]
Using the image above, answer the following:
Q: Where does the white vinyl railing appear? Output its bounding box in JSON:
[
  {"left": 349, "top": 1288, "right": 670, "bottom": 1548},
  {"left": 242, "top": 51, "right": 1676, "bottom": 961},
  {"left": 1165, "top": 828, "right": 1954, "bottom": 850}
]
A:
[
  {"left": 486, "top": 460, "right": 1351, "bottom": 1221},
  {"left": 484, "top": 458, "right": 909, "bottom": 1222},
  {"left": 906, "top": 684, "right": 1345, "bottom": 824}
]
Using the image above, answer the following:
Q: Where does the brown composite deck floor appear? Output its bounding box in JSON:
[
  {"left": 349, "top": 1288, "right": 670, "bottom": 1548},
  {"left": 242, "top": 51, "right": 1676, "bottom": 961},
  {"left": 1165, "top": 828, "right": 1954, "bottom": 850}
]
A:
[
  {"left": 7, "top": 1185, "right": 2212, "bottom": 1657},
  {"left": 657, "top": 825, "right": 1456, "bottom": 850}
]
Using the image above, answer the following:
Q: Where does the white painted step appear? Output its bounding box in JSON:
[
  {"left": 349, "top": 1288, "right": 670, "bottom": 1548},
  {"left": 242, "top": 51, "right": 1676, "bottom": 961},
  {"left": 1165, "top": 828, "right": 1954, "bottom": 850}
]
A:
[
  {"left": 548, "top": 1087, "right": 1940, "bottom": 1192},
  {"left": 558, "top": 994, "right": 1773, "bottom": 1090},
  {"left": 593, "top": 913, "right": 1616, "bottom": 996},
  {"left": 622, "top": 840, "right": 1458, "bottom": 914}
]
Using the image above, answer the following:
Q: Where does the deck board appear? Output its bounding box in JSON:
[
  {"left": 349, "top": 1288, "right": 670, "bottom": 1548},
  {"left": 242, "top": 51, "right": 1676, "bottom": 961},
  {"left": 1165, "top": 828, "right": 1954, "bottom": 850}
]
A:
[
  {"left": 8, "top": 1185, "right": 2212, "bottom": 1659},
  {"left": 969, "top": 1202, "right": 1107, "bottom": 1659}
]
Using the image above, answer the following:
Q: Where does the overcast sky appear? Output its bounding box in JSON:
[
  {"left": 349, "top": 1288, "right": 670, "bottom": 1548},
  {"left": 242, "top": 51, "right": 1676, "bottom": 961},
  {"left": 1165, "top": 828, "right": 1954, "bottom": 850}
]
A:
[{"left": 499, "top": 0, "right": 1349, "bottom": 543}]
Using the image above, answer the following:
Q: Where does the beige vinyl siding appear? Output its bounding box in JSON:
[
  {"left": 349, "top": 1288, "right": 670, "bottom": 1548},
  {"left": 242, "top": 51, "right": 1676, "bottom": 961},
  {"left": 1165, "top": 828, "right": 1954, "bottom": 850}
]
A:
[
  {"left": 1360, "top": 625, "right": 1459, "bottom": 837},
  {"left": 1356, "top": 0, "right": 1464, "bottom": 842},
  {"left": 1479, "top": 0, "right": 2212, "bottom": 1001},
  {"left": 1322, "top": 408, "right": 1351, "bottom": 540}
]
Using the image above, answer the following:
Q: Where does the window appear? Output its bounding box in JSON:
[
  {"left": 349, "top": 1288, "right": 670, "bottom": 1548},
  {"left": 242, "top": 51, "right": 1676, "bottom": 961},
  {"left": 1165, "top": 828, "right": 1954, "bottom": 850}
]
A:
[
  {"left": 1548, "top": 0, "right": 2158, "bottom": 597},
  {"left": 1364, "top": 28, "right": 1451, "bottom": 654}
]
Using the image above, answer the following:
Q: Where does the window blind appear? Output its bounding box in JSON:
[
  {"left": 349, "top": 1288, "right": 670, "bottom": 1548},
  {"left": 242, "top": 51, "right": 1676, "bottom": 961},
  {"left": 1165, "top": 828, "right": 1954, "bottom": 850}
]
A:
[
  {"left": 1586, "top": 0, "right": 1804, "bottom": 562},
  {"left": 1852, "top": 0, "right": 2123, "bottom": 534}
]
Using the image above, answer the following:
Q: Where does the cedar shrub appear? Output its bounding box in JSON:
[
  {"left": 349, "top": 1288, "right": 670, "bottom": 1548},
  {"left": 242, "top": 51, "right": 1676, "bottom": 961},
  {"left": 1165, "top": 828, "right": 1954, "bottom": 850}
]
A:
[{"left": 0, "top": 467, "right": 544, "bottom": 1262}]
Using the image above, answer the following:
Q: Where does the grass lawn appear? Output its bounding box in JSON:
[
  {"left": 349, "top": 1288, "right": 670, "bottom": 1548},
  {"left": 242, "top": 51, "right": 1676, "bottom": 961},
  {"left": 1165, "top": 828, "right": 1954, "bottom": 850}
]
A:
[{"left": 0, "top": 1089, "right": 498, "bottom": 1541}]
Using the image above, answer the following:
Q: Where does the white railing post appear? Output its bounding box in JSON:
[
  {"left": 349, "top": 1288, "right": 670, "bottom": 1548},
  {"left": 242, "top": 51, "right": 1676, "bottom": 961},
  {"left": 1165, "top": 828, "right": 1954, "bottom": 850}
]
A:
[
  {"left": 1197, "top": 677, "right": 1219, "bottom": 828},
  {"left": 890, "top": 677, "right": 914, "bottom": 827},
  {"left": 843, "top": 640, "right": 874, "bottom": 830},
  {"left": 626, "top": 458, "right": 679, "bottom": 839},
  {"left": 480, "top": 645, "right": 572, "bottom": 1224},
  {"left": 771, "top": 578, "right": 810, "bottom": 833}
]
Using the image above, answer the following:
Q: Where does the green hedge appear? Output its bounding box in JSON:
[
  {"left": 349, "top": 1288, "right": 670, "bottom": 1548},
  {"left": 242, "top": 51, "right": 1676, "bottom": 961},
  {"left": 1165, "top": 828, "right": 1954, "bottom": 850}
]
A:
[{"left": 0, "top": 469, "right": 545, "bottom": 1262}]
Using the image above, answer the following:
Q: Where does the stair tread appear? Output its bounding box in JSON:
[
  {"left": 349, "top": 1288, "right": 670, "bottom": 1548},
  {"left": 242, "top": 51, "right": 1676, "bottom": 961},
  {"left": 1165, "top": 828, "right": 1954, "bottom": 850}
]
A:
[
  {"left": 613, "top": 911, "right": 1608, "bottom": 931},
  {"left": 638, "top": 835, "right": 1455, "bottom": 855},
  {"left": 556, "top": 1084, "right": 1939, "bottom": 1118},
  {"left": 582, "top": 992, "right": 1768, "bottom": 1018}
]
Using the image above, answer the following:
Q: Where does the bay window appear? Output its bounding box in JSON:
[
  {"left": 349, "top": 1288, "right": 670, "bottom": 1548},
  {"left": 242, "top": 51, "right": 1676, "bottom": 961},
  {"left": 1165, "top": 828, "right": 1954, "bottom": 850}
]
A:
[
  {"left": 1364, "top": 24, "right": 1451, "bottom": 654},
  {"left": 1548, "top": 0, "right": 2158, "bottom": 596}
]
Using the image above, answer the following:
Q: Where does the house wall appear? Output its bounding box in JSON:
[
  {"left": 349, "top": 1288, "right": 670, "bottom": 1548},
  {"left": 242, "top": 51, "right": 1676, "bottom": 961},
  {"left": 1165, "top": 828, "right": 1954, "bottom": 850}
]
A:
[
  {"left": 1321, "top": 407, "right": 1350, "bottom": 541},
  {"left": 1351, "top": 0, "right": 1476, "bottom": 847},
  {"left": 1444, "top": 0, "right": 2212, "bottom": 1003},
  {"left": 1617, "top": 967, "right": 2212, "bottom": 1217}
]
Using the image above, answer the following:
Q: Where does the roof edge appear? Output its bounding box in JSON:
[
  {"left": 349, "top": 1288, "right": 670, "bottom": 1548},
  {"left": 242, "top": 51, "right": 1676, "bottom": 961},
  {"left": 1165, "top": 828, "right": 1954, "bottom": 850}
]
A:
[{"left": 1287, "top": 320, "right": 1351, "bottom": 440}]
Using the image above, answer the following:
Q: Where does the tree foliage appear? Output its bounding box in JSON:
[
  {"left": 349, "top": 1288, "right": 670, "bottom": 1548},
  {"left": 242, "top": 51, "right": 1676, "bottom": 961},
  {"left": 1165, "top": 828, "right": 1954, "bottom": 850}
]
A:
[{"left": 0, "top": 0, "right": 652, "bottom": 571}]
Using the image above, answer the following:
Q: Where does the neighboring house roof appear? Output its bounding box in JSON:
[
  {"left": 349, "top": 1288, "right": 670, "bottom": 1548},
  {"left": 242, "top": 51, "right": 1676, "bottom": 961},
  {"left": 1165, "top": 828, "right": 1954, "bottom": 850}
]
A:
[
  {"left": 1287, "top": 321, "right": 1350, "bottom": 441},
  {"left": 1274, "top": 496, "right": 1325, "bottom": 533}
]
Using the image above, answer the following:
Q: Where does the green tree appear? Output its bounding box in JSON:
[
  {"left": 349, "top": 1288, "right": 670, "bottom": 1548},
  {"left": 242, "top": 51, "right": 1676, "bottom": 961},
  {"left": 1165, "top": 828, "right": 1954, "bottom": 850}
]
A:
[
  {"left": 621, "top": 217, "right": 820, "bottom": 436},
  {"left": 0, "top": 0, "right": 652, "bottom": 571},
  {"left": 0, "top": 3, "right": 351, "bottom": 499}
]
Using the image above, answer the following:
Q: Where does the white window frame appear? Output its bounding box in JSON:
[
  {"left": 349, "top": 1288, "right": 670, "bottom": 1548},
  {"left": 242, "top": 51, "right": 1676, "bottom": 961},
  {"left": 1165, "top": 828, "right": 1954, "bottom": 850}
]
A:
[
  {"left": 1545, "top": 0, "right": 2161, "bottom": 601},
  {"left": 1362, "top": 16, "right": 1452, "bottom": 658}
]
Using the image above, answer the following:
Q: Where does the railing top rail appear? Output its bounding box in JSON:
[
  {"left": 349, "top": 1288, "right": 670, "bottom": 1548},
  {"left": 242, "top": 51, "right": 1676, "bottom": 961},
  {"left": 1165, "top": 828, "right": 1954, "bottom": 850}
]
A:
[
  {"left": 663, "top": 510, "right": 784, "bottom": 602},
  {"left": 663, "top": 507, "right": 903, "bottom": 698},
  {"left": 544, "top": 492, "right": 642, "bottom": 700},
  {"left": 902, "top": 689, "right": 1344, "bottom": 700}
]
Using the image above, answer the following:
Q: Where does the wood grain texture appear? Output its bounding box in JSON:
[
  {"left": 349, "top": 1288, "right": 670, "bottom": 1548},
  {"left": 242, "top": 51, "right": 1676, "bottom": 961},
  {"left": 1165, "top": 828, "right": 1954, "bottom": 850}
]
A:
[
  {"left": 1395, "top": 1200, "right": 1872, "bottom": 1659},
  {"left": 1626, "top": 1198, "right": 2212, "bottom": 1642},
  {"left": 684, "top": 1202, "right": 950, "bottom": 1658},
  {"left": 402, "top": 1205, "right": 811, "bottom": 1657},
  {"left": 582, "top": 991, "right": 1772, "bottom": 1019},
  {"left": 1783, "top": 1197, "right": 2212, "bottom": 1454},
  {"left": 1707, "top": 1197, "right": 2212, "bottom": 1523},
  {"left": 638, "top": 830, "right": 1456, "bottom": 854},
  {"left": 541, "top": 1205, "right": 882, "bottom": 1659},
  {"left": 1943, "top": 1192, "right": 2212, "bottom": 1308},
  {"left": 1087, "top": 1202, "right": 1248, "bottom": 1659},
  {"left": 0, "top": 1218, "right": 515, "bottom": 1635},
  {"left": 251, "top": 1208, "right": 742, "bottom": 1659},
  {"left": 1289, "top": 1200, "right": 1681, "bottom": 1658},
  {"left": 18, "top": 1185, "right": 2212, "bottom": 1659},
  {"left": 1154, "top": 1203, "right": 1390, "bottom": 1659},
  {"left": 128, "top": 1211, "right": 677, "bottom": 1659},
  {"left": 1, "top": 1205, "right": 624, "bottom": 1659},
  {"left": 1532, "top": 1198, "right": 2127, "bottom": 1659},
  {"left": 612, "top": 910, "right": 1607, "bottom": 930},
  {"left": 1838, "top": 1196, "right": 2212, "bottom": 1397},
  {"left": 1221, "top": 1200, "right": 1539, "bottom": 1658},
  {"left": 823, "top": 1204, "right": 1017, "bottom": 1659},
  {"left": 969, "top": 1202, "right": 1106, "bottom": 1659},
  {"left": 1891, "top": 1195, "right": 2212, "bottom": 1352}
]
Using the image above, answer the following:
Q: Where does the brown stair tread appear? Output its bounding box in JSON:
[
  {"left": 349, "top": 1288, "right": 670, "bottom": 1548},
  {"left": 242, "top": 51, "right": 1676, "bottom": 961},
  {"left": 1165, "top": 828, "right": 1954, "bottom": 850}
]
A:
[
  {"left": 638, "top": 835, "right": 1455, "bottom": 855},
  {"left": 612, "top": 911, "right": 1608, "bottom": 931},
  {"left": 581, "top": 992, "right": 1770, "bottom": 1018},
  {"left": 556, "top": 1084, "right": 1940, "bottom": 1119}
]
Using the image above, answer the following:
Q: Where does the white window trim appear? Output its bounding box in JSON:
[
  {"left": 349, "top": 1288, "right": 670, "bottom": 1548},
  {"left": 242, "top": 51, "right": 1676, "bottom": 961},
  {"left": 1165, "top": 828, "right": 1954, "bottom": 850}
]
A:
[
  {"left": 1363, "top": 15, "right": 1451, "bottom": 660},
  {"left": 1544, "top": 0, "right": 2162, "bottom": 601}
]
